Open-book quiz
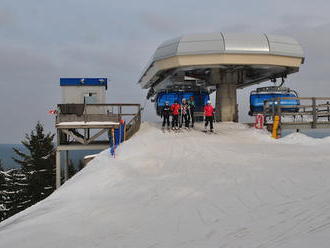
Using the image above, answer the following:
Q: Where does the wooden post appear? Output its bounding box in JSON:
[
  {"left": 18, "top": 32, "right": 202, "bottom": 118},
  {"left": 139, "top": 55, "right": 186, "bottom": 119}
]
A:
[
  {"left": 64, "top": 150, "right": 69, "bottom": 182},
  {"left": 111, "top": 128, "right": 115, "bottom": 157},
  {"left": 83, "top": 103, "right": 87, "bottom": 122},
  {"left": 56, "top": 128, "right": 61, "bottom": 189},
  {"left": 327, "top": 101, "right": 330, "bottom": 122},
  {"left": 312, "top": 97, "right": 317, "bottom": 129},
  {"left": 84, "top": 129, "right": 88, "bottom": 143},
  {"left": 119, "top": 105, "right": 122, "bottom": 120},
  {"left": 123, "top": 124, "right": 127, "bottom": 141},
  {"left": 56, "top": 150, "right": 61, "bottom": 189}
]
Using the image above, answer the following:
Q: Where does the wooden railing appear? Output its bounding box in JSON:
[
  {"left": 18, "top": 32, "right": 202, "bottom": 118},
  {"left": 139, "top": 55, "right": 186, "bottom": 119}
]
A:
[
  {"left": 56, "top": 103, "right": 142, "bottom": 140},
  {"left": 263, "top": 97, "right": 330, "bottom": 129},
  {"left": 125, "top": 109, "right": 141, "bottom": 140}
]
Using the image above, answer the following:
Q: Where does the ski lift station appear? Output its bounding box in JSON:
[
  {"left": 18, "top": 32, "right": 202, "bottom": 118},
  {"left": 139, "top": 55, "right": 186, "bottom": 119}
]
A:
[
  {"left": 139, "top": 32, "right": 305, "bottom": 122},
  {"left": 55, "top": 33, "right": 330, "bottom": 188}
]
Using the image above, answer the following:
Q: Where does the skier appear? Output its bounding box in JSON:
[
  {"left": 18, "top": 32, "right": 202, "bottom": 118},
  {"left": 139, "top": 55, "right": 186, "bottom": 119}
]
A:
[
  {"left": 180, "top": 98, "right": 190, "bottom": 128},
  {"left": 170, "top": 100, "right": 180, "bottom": 129},
  {"left": 204, "top": 100, "right": 215, "bottom": 132},
  {"left": 161, "top": 101, "right": 171, "bottom": 129},
  {"left": 188, "top": 96, "right": 195, "bottom": 128}
]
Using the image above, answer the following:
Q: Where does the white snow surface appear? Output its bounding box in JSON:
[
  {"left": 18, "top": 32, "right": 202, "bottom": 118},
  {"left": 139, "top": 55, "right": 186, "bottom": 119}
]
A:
[{"left": 1, "top": 122, "right": 330, "bottom": 248}]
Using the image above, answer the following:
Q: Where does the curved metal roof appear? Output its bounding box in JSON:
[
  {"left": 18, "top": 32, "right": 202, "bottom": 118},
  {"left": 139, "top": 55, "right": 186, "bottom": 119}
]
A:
[
  {"left": 152, "top": 33, "right": 304, "bottom": 61},
  {"left": 139, "top": 33, "right": 304, "bottom": 90}
]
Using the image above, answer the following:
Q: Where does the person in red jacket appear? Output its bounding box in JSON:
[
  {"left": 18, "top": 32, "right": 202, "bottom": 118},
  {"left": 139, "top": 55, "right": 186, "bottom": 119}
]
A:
[
  {"left": 204, "top": 100, "right": 215, "bottom": 132},
  {"left": 170, "top": 100, "right": 181, "bottom": 129}
]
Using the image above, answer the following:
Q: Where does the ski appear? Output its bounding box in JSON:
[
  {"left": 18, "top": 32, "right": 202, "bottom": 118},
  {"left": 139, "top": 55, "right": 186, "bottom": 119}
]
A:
[
  {"left": 202, "top": 130, "right": 216, "bottom": 134},
  {"left": 161, "top": 127, "right": 172, "bottom": 133}
]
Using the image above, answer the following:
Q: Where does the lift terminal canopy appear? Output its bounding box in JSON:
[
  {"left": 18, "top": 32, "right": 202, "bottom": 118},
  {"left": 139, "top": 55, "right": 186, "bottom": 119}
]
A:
[{"left": 139, "top": 33, "right": 304, "bottom": 90}]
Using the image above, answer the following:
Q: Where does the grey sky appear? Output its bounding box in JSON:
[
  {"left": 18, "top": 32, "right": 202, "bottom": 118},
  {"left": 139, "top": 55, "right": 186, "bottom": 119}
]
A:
[{"left": 0, "top": 0, "right": 330, "bottom": 143}]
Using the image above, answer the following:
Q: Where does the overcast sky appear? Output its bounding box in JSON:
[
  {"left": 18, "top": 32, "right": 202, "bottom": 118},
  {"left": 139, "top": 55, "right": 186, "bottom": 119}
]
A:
[{"left": 1, "top": 0, "right": 330, "bottom": 143}]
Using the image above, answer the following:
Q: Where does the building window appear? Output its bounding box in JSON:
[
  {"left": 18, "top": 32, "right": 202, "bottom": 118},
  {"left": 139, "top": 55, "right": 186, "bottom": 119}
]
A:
[{"left": 84, "top": 93, "right": 97, "bottom": 104}]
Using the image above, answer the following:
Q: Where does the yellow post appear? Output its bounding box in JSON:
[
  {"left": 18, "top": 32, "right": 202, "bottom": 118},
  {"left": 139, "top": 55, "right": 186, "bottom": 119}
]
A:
[{"left": 272, "top": 115, "right": 280, "bottom": 139}]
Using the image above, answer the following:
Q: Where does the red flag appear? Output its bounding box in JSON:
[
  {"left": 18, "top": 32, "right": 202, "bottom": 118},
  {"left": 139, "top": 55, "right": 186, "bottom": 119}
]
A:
[{"left": 48, "top": 110, "right": 57, "bottom": 115}]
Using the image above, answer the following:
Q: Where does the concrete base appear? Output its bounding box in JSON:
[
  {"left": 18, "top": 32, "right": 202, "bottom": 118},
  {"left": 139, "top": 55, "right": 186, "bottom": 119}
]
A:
[{"left": 215, "top": 83, "right": 238, "bottom": 122}]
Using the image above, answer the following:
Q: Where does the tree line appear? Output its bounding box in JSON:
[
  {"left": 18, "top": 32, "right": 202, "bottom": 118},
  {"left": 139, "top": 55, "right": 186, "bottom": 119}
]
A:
[{"left": 0, "top": 122, "right": 83, "bottom": 222}]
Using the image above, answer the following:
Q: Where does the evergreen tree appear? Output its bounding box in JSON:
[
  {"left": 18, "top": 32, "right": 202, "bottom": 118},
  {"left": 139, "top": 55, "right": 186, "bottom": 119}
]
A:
[
  {"left": 0, "top": 159, "right": 6, "bottom": 221},
  {"left": 13, "top": 122, "right": 56, "bottom": 208},
  {"left": 5, "top": 169, "right": 29, "bottom": 218},
  {"left": 0, "top": 164, "right": 28, "bottom": 222}
]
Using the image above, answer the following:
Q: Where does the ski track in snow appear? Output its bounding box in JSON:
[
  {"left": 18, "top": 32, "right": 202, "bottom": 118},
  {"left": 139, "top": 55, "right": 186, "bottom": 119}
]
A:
[{"left": 1, "top": 122, "right": 330, "bottom": 247}]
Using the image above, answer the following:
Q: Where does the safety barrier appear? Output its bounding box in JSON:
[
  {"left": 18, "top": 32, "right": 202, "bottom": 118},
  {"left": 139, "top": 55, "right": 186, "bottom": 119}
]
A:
[{"left": 263, "top": 97, "right": 330, "bottom": 133}]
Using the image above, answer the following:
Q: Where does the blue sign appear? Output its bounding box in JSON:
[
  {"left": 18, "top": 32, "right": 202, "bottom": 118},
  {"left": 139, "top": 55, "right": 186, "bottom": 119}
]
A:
[{"left": 60, "top": 78, "right": 108, "bottom": 89}]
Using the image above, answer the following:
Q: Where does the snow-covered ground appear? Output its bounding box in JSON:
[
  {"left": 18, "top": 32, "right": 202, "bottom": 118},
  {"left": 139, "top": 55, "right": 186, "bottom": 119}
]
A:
[{"left": 1, "top": 122, "right": 330, "bottom": 248}]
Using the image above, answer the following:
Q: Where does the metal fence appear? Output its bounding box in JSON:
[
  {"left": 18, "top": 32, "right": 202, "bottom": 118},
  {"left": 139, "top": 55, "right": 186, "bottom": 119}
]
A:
[{"left": 263, "top": 97, "right": 330, "bottom": 129}]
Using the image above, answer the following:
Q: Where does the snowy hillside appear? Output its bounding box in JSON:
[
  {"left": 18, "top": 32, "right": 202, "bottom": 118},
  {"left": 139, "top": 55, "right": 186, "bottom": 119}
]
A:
[{"left": 1, "top": 122, "right": 330, "bottom": 248}]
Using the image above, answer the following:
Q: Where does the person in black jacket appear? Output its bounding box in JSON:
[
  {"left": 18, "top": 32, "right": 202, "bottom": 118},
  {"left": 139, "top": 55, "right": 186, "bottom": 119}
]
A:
[
  {"left": 188, "top": 96, "right": 195, "bottom": 128},
  {"left": 161, "top": 101, "right": 171, "bottom": 128}
]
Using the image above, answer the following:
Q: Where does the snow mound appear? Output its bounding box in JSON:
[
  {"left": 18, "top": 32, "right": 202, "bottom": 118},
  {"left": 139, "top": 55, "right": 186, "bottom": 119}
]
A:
[
  {"left": 278, "top": 132, "right": 330, "bottom": 145},
  {"left": 1, "top": 122, "right": 330, "bottom": 248}
]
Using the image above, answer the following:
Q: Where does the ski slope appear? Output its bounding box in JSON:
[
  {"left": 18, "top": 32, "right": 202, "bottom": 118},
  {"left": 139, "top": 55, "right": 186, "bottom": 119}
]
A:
[{"left": 1, "top": 122, "right": 330, "bottom": 248}]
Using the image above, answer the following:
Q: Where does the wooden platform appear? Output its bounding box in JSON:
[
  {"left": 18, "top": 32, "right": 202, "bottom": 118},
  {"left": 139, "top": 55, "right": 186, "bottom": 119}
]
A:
[
  {"left": 56, "top": 121, "right": 120, "bottom": 129},
  {"left": 55, "top": 103, "right": 141, "bottom": 189}
]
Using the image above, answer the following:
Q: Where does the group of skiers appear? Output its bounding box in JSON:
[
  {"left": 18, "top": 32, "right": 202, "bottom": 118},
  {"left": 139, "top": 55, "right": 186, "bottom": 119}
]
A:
[{"left": 160, "top": 96, "right": 215, "bottom": 132}]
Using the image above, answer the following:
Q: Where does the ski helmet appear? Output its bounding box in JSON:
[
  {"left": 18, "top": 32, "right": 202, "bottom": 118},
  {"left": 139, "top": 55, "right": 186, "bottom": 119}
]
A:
[{"left": 207, "top": 100, "right": 211, "bottom": 104}]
